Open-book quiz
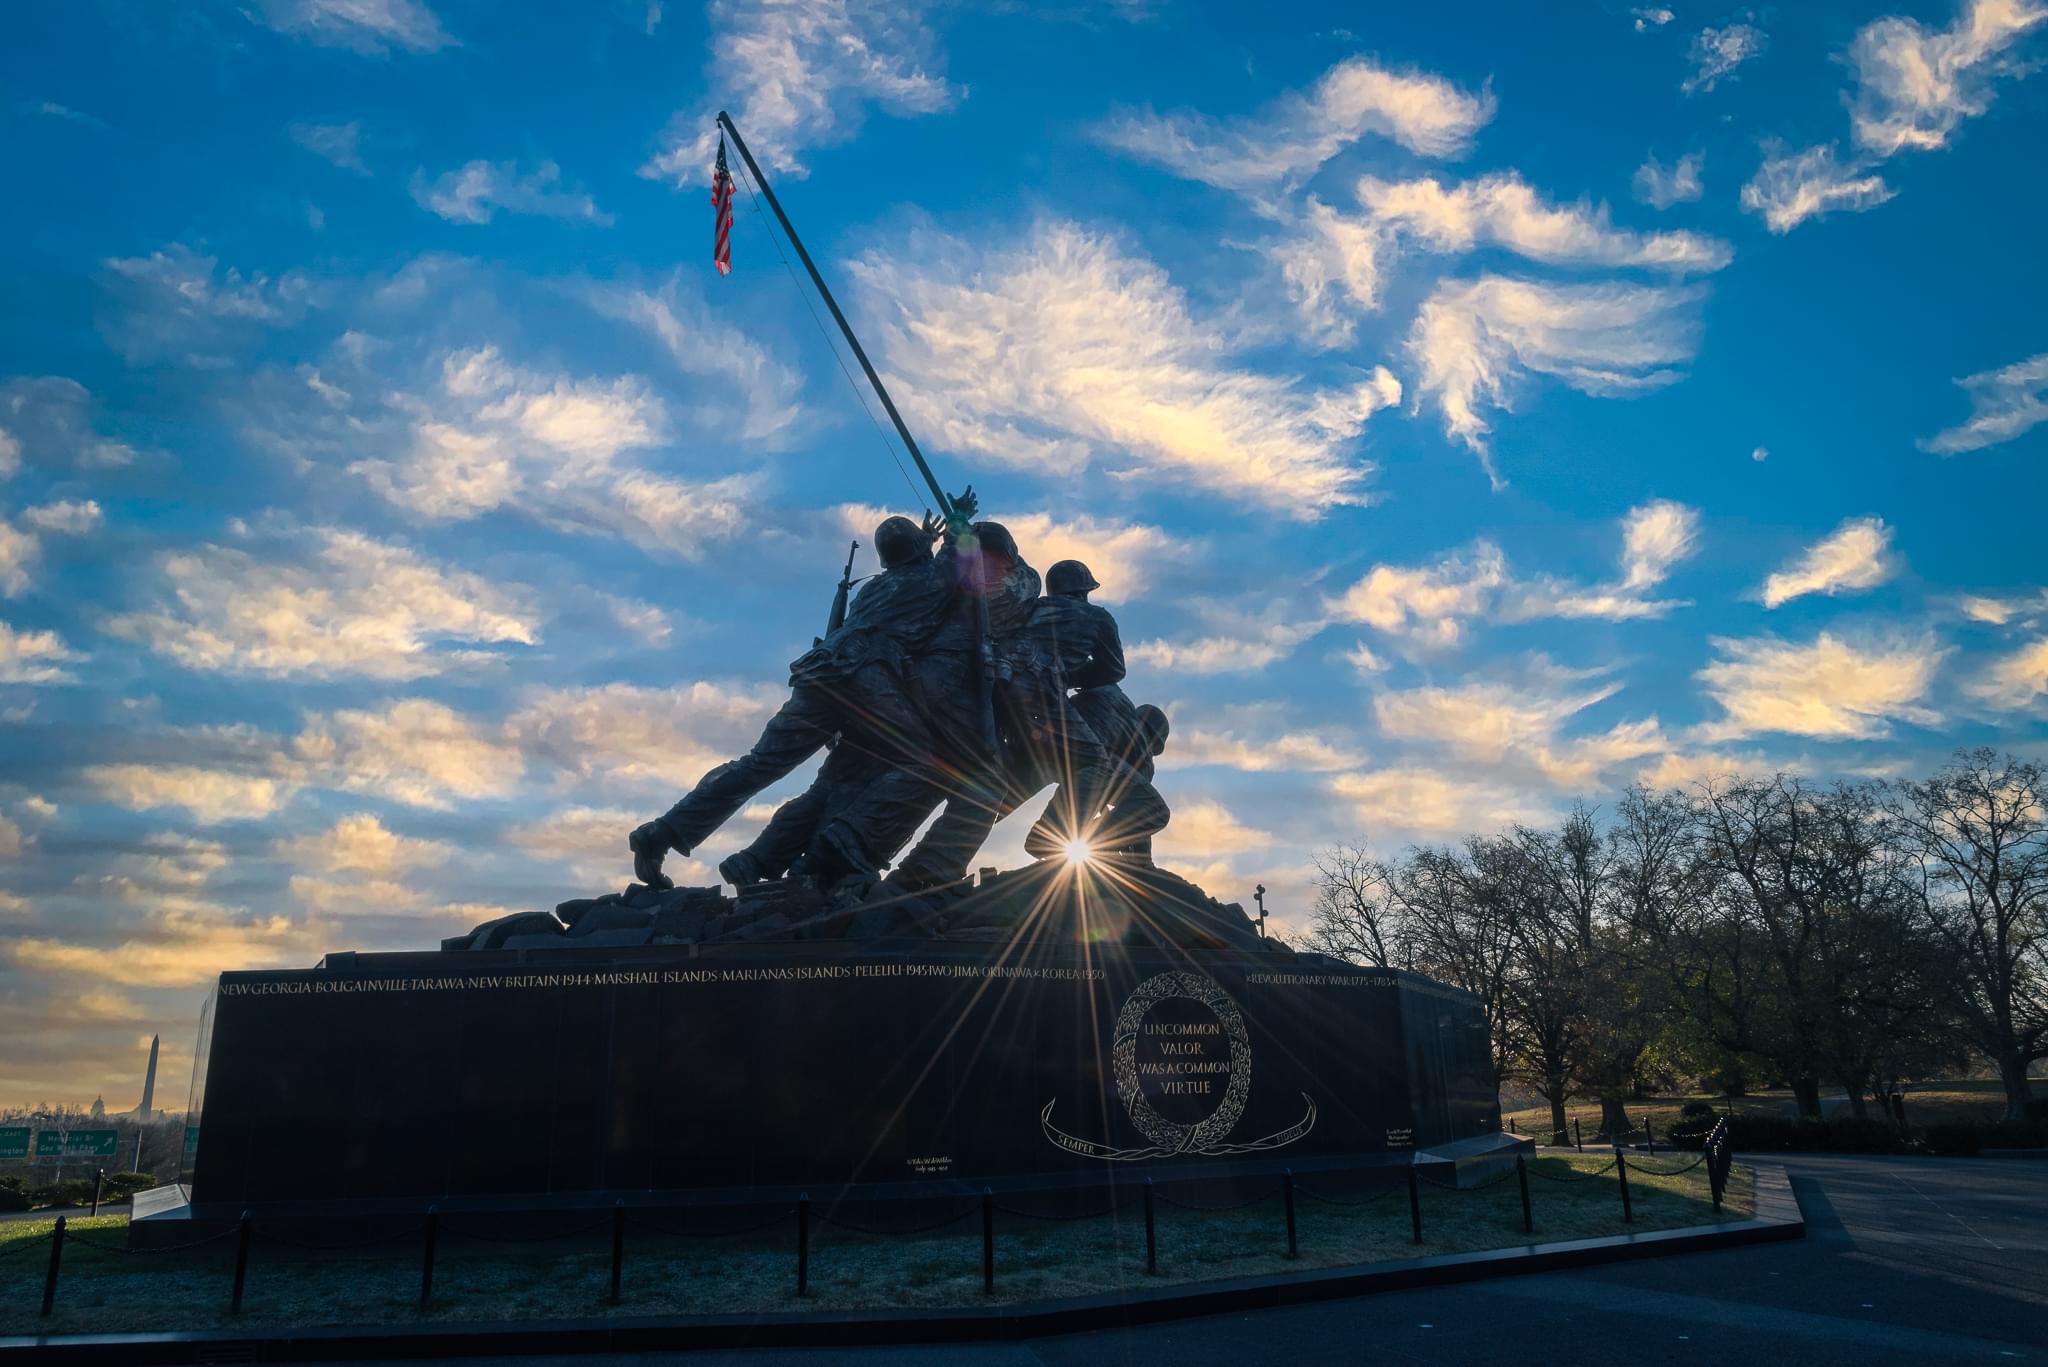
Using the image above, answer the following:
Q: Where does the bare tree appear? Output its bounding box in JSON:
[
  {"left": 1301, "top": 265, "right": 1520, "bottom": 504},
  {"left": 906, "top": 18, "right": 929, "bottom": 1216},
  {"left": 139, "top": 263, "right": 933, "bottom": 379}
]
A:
[
  {"left": 1899, "top": 750, "right": 2048, "bottom": 1121},
  {"left": 1305, "top": 843, "right": 1402, "bottom": 966}
]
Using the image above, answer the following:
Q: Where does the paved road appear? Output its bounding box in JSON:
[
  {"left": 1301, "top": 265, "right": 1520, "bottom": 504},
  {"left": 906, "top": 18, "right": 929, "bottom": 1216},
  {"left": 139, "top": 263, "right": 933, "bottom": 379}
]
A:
[{"left": 311, "top": 1155, "right": 2048, "bottom": 1366}]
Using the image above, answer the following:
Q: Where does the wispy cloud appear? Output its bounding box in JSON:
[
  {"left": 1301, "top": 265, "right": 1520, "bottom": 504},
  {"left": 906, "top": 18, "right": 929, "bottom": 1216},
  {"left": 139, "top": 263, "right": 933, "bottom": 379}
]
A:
[
  {"left": 1633, "top": 151, "right": 1704, "bottom": 209},
  {"left": 0, "top": 621, "right": 84, "bottom": 685},
  {"left": 1918, "top": 351, "right": 2048, "bottom": 454},
  {"left": 589, "top": 273, "right": 806, "bottom": 446},
  {"left": 1095, "top": 55, "right": 1494, "bottom": 194},
  {"left": 1682, "top": 21, "right": 1767, "bottom": 95},
  {"left": 1760, "top": 517, "right": 1896, "bottom": 607},
  {"left": 411, "top": 160, "right": 610, "bottom": 226},
  {"left": 253, "top": 0, "right": 452, "bottom": 55},
  {"left": 1406, "top": 275, "right": 1702, "bottom": 484},
  {"left": 1358, "top": 171, "right": 1729, "bottom": 273},
  {"left": 642, "top": 0, "right": 957, "bottom": 182},
  {"left": 1968, "top": 638, "right": 2048, "bottom": 710},
  {"left": 288, "top": 120, "right": 369, "bottom": 174},
  {"left": 1848, "top": 0, "right": 2047, "bottom": 157},
  {"left": 1697, "top": 631, "right": 1946, "bottom": 740},
  {"left": 849, "top": 218, "right": 1400, "bottom": 516},
  {"left": 99, "top": 245, "right": 314, "bottom": 365},
  {"left": 1739, "top": 142, "right": 1895, "bottom": 234}
]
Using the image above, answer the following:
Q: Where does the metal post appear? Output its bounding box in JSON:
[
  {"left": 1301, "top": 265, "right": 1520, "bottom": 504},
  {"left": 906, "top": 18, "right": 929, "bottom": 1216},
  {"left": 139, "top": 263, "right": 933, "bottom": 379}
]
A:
[
  {"left": 610, "top": 1202, "right": 625, "bottom": 1306},
  {"left": 1574, "top": 1118, "right": 1583, "bottom": 1152},
  {"left": 418, "top": 1206, "right": 438, "bottom": 1309},
  {"left": 1407, "top": 1168, "right": 1423, "bottom": 1245},
  {"left": 796, "top": 1195, "right": 810, "bottom": 1298},
  {"left": 1283, "top": 1169, "right": 1298, "bottom": 1258},
  {"left": 1517, "top": 1153, "right": 1532, "bottom": 1235},
  {"left": 230, "top": 1211, "right": 252, "bottom": 1313},
  {"left": 1646, "top": 1119, "right": 1656, "bottom": 1155},
  {"left": 90, "top": 1168, "right": 104, "bottom": 1217},
  {"left": 1509, "top": 1117, "right": 1517, "bottom": 1136},
  {"left": 981, "top": 1188, "right": 994, "bottom": 1296},
  {"left": 1143, "top": 1180, "right": 1156, "bottom": 1275},
  {"left": 132, "top": 1129, "right": 144, "bottom": 1174},
  {"left": 1615, "top": 1148, "right": 1632, "bottom": 1224},
  {"left": 40, "top": 1215, "right": 65, "bottom": 1317}
]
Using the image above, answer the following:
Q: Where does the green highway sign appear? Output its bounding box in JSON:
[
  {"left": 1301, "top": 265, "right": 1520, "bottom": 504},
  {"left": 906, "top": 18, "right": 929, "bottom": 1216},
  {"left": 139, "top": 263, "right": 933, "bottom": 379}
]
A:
[
  {"left": 0, "top": 1127, "right": 26, "bottom": 1160},
  {"left": 31, "top": 1129, "right": 119, "bottom": 1159}
]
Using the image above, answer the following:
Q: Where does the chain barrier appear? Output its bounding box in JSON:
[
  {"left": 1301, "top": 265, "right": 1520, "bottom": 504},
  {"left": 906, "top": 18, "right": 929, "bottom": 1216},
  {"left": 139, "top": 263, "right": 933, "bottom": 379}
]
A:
[
  {"left": 627, "top": 1207, "right": 797, "bottom": 1240},
  {"left": 62, "top": 1225, "right": 240, "bottom": 1256},
  {"left": 442, "top": 1214, "right": 616, "bottom": 1246},
  {"left": 0, "top": 1232, "right": 53, "bottom": 1260},
  {"left": 1294, "top": 1180, "right": 1406, "bottom": 1208},
  {"left": 258, "top": 1223, "right": 422, "bottom": 1252},
  {"left": 993, "top": 1193, "right": 1140, "bottom": 1222},
  {"left": 1153, "top": 1189, "right": 1271, "bottom": 1214},
  {"left": 813, "top": 1206, "right": 976, "bottom": 1238},
  {"left": 1623, "top": 1152, "right": 1709, "bottom": 1177},
  {"left": 1528, "top": 1157, "right": 1619, "bottom": 1182}
]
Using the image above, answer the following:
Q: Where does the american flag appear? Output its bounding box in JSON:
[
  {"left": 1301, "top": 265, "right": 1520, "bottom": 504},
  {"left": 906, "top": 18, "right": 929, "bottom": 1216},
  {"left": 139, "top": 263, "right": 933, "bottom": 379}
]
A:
[{"left": 711, "top": 135, "right": 734, "bottom": 276}]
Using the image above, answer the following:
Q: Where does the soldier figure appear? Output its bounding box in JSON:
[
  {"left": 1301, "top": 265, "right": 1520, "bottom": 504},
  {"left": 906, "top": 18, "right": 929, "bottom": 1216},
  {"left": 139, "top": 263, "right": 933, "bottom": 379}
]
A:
[
  {"left": 1034, "top": 684, "right": 1170, "bottom": 865},
  {"left": 629, "top": 514, "right": 950, "bottom": 890}
]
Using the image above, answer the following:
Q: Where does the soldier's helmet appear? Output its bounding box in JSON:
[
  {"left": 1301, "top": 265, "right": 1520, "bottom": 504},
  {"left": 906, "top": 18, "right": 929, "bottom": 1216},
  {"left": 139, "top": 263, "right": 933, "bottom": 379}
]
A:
[
  {"left": 1046, "top": 559, "right": 1100, "bottom": 596},
  {"left": 972, "top": 520, "right": 1017, "bottom": 560},
  {"left": 1136, "top": 704, "right": 1170, "bottom": 755},
  {"left": 874, "top": 515, "right": 930, "bottom": 569}
]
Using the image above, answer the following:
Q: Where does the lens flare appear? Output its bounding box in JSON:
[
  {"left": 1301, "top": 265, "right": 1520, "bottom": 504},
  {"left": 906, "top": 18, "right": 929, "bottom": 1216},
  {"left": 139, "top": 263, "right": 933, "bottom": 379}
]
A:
[{"left": 1062, "top": 838, "right": 1093, "bottom": 867}]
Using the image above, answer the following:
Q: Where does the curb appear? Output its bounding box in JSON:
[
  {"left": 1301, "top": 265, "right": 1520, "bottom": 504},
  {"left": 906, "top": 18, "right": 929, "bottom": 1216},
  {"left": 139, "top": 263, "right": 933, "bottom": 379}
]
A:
[{"left": 2, "top": 1167, "right": 1802, "bottom": 1363}]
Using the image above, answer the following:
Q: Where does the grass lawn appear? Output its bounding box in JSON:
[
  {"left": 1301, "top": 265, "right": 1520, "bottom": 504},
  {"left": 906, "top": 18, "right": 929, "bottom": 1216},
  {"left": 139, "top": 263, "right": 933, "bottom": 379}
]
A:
[
  {"left": 1498, "top": 1078, "right": 2022, "bottom": 1141},
  {"left": 0, "top": 1156, "right": 1752, "bottom": 1335}
]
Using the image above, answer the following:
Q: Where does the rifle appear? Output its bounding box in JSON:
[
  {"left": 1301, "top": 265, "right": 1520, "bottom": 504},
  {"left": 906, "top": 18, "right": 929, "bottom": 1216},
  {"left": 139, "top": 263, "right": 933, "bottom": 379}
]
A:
[{"left": 825, "top": 539, "right": 859, "bottom": 635}]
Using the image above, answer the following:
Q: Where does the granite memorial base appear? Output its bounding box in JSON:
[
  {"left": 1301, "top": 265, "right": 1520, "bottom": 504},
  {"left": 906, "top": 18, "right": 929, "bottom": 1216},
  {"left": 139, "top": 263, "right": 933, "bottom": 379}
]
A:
[{"left": 148, "top": 926, "right": 1510, "bottom": 1245}]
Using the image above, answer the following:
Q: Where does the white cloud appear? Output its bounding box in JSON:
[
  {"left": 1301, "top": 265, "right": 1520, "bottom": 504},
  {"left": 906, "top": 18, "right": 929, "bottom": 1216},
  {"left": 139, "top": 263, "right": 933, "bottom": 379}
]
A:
[
  {"left": 1329, "top": 767, "right": 1548, "bottom": 839},
  {"left": 0, "top": 621, "right": 83, "bottom": 683},
  {"left": 1333, "top": 502, "right": 1699, "bottom": 648},
  {"left": 275, "top": 812, "right": 449, "bottom": 877},
  {"left": 590, "top": 273, "right": 805, "bottom": 445},
  {"left": 508, "top": 681, "right": 785, "bottom": 793},
  {"left": 1406, "top": 274, "right": 1702, "bottom": 485},
  {"left": 1918, "top": 351, "right": 2048, "bottom": 454},
  {"left": 20, "top": 500, "right": 103, "bottom": 534},
  {"left": 1968, "top": 638, "right": 2048, "bottom": 709},
  {"left": 1129, "top": 605, "right": 1327, "bottom": 675},
  {"left": 836, "top": 504, "right": 1186, "bottom": 605},
  {"left": 1633, "top": 7, "right": 1675, "bottom": 31},
  {"left": 297, "top": 699, "right": 524, "bottom": 808},
  {"left": 1095, "top": 55, "right": 1495, "bottom": 194},
  {"left": 0, "top": 376, "right": 139, "bottom": 471},
  {"left": 1848, "top": 0, "right": 2047, "bottom": 157},
  {"left": 100, "top": 245, "right": 314, "bottom": 364},
  {"left": 1633, "top": 151, "right": 1705, "bottom": 209},
  {"left": 507, "top": 805, "right": 645, "bottom": 883},
  {"left": 85, "top": 764, "right": 295, "bottom": 823},
  {"left": 1752, "top": 445, "right": 1770, "bottom": 462},
  {"left": 1167, "top": 725, "right": 1364, "bottom": 774},
  {"left": 850, "top": 219, "right": 1399, "bottom": 516},
  {"left": 1375, "top": 678, "right": 1620, "bottom": 762},
  {"left": 254, "top": 0, "right": 452, "bottom": 55},
  {"left": 1151, "top": 799, "right": 1272, "bottom": 859},
  {"left": 1739, "top": 142, "right": 1896, "bottom": 234},
  {"left": 1358, "top": 172, "right": 1731, "bottom": 273},
  {"left": 1761, "top": 517, "right": 1896, "bottom": 607},
  {"left": 1683, "top": 22, "right": 1767, "bottom": 94},
  {"left": 1955, "top": 589, "right": 2048, "bottom": 624},
  {"left": 351, "top": 345, "right": 760, "bottom": 562},
  {"left": 105, "top": 526, "right": 540, "bottom": 681},
  {"left": 411, "top": 160, "right": 610, "bottom": 226},
  {"left": 0, "top": 522, "right": 33, "bottom": 597},
  {"left": 642, "top": 0, "right": 956, "bottom": 182},
  {"left": 1697, "top": 631, "right": 1947, "bottom": 740},
  {"left": 289, "top": 121, "right": 369, "bottom": 173},
  {"left": 0, "top": 428, "right": 18, "bottom": 481},
  {"left": 1268, "top": 197, "right": 1386, "bottom": 346}
]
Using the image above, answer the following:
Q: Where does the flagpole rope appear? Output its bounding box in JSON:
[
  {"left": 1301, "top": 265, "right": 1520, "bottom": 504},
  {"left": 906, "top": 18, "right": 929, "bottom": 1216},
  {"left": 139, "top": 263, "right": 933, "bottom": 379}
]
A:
[{"left": 729, "top": 157, "right": 932, "bottom": 519}]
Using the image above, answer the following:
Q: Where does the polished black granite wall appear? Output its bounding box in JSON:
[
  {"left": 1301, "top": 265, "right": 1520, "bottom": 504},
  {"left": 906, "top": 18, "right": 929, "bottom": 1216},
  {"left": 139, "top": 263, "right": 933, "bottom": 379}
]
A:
[{"left": 188, "top": 942, "right": 1500, "bottom": 1208}]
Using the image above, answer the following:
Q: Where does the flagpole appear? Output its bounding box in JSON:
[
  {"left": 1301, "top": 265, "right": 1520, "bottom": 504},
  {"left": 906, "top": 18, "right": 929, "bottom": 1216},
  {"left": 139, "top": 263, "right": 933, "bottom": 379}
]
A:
[{"left": 715, "top": 111, "right": 952, "bottom": 520}]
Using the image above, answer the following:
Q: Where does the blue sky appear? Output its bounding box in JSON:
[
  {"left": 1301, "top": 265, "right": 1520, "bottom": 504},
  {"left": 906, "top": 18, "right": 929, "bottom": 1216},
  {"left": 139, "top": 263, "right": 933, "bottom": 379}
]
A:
[{"left": 1, "top": 0, "right": 2045, "bottom": 1108}]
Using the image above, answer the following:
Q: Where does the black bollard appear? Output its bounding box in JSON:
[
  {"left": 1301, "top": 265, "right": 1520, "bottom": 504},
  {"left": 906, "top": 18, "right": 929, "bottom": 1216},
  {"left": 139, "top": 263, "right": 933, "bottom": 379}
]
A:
[
  {"left": 1509, "top": 1117, "right": 1517, "bottom": 1136},
  {"left": 418, "top": 1207, "right": 438, "bottom": 1309},
  {"left": 1646, "top": 1119, "right": 1656, "bottom": 1156},
  {"left": 1574, "top": 1118, "right": 1583, "bottom": 1152},
  {"left": 231, "top": 1211, "right": 252, "bottom": 1314},
  {"left": 796, "top": 1195, "right": 810, "bottom": 1298},
  {"left": 981, "top": 1188, "right": 994, "bottom": 1296},
  {"left": 610, "top": 1202, "right": 625, "bottom": 1306},
  {"left": 1143, "top": 1180, "right": 1157, "bottom": 1275},
  {"left": 90, "top": 1168, "right": 105, "bottom": 1218},
  {"left": 1283, "top": 1169, "right": 1297, "bottom": 1259},
  {"left": 41, "top": 1215, "right": 65, "bottom": 1318},
  {"left": 1517, "top": 1152, "right": 1532, "bottom": 1235},
  {"left": 1407, "top": 1168, "right": 1423, "bottom": 1245},
  {"left": 1615, "top": 1148, "right": 1632, "bottom": 1224}
]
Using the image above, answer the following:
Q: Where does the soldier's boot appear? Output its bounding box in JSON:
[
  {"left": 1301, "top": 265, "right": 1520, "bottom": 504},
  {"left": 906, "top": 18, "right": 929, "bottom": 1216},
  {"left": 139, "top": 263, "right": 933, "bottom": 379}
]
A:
[
  {"left": 629, "top": 822, "right": 676, "bottom": 890},
  {"left": 718, "top": 848, "right": 771, "bottom": 889}
]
